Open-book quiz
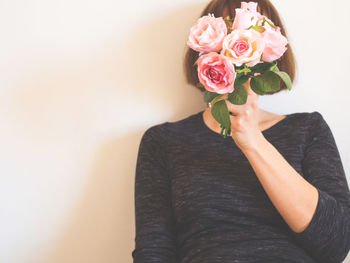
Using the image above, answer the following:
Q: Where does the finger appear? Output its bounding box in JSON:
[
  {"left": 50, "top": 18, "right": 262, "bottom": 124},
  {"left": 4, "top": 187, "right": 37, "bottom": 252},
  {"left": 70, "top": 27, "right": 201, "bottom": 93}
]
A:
[
  {"left": 244, "top": 82, "right": 259, "bottom": 104},
  {"left": 247, "top": 88, "right": 258, "bottom": 103},
  {"left": 229, "top": 114, "right": 242, "bottom": 129},
  {"left": 215, "top": 94, "right": 241, "bottom": 116},
  {"left": 244, "top": 78, "right": 254, "bottom": 96},
  {"left": 225, "top": 99, "right": 244, "bottom": 116},
  {"left": 225, "top": 90, "right": 255, "bottom": 115}
]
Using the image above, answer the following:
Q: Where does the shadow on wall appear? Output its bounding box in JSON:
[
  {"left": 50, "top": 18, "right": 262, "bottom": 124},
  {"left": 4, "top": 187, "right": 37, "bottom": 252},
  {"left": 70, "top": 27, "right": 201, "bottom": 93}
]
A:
[
  {"left": 42, "top": 136, "right": 138, "bottom": 263},
  {"left": 12, "top": 3, "right": 205, "bottom": 263}
]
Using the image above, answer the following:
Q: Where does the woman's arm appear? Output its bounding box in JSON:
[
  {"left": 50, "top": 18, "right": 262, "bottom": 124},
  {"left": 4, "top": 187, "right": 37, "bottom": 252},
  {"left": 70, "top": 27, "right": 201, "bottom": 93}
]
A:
[
  {"left": 241, "top": 112, "right": 350, "bottom": 263},
  {"left": 132, "top": 125, "right": 178, "bottom": 263}
]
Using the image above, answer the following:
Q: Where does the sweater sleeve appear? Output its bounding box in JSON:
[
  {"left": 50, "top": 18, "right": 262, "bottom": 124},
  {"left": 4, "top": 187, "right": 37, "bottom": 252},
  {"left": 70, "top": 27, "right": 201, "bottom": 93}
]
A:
[
  {"left": 131, "top": 125, "right": 179, "bottom": 263},
  {"left": 290, "top": 111, "right": 350, "bottom": 263}
]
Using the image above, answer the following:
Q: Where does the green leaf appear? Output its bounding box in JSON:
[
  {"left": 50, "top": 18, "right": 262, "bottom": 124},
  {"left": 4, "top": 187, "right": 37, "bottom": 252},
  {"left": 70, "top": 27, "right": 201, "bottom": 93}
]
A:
[
  {"left": 234, "top": 73, "right": 250, "bottom": 86},
  {"left": 250, "top": 78, "right": 265, "bottom": 95},
  {"left": 250, "top": 71, "right": 281, "bottom": 94},
  {"left": 236, "top": 67, "right": 252, "bottom": 74},
  {"left": 203, "top": 90, "right": 219, "bottom": 103},
  {"left": 211, "top": 94, "right": 226, "bottom": 104},
  {"left": 249, "top": 62, "right": 276, "bottom": 74},
  {"left": 211, "top": 100, "right": 231, "bottom": 136},
  {"left": 271, "top": 68, "right": 293, "bottom": 91},
  {"left": 227, "top": 84, "right": 248, "bottom": 105},
  {"left": 264, "top": 17, "right": 275, "bottom": 28},
  {"left": 269, "top": 61, "right": 278, "bottom": 71},
  {"left": 250, "top": 25, "right": 266, "bottom": 33}
]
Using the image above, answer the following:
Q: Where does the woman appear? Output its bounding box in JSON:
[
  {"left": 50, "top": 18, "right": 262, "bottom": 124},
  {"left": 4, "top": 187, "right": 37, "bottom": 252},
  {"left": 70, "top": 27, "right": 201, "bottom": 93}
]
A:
[{"left": 132, "top": 0, "right": 350, "bottom": 262}]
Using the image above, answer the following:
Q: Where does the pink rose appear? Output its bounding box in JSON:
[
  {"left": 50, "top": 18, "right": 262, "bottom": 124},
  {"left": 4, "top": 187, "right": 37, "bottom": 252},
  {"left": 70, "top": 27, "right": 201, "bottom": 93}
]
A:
[
  {"left": 261, "top": 26, "right": 288, "bottom": 62},
  {"left": 187, "top": 14, "right": 228, "bottom": 54},
  {"left": 197, "top": 52, "right": 236, "bottom": 94},
  {"left": 232, "top": 2, "right": 263, "bottom": 30},
  {"left": 221, "top": 29, "right": 265, "bottom": 67}
]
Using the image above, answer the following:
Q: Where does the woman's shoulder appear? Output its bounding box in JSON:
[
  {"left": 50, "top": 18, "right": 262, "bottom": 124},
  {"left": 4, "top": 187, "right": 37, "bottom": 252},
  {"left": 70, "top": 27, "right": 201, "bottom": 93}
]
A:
[
  {"left": 286, "top": 110, "right": 328, "bottom": 133},
  {"left": 291, "top": 110, "right": 336, "bottom": 146},
  {"left": 297, "top": 110, "right": 328, "bottom": 130},
  {"left": 264, "top": 111, "right": 326, "bottom": 141},
  {"left": 140, "top": 111, "right": 201, "bottom": 141},
  {"left": 148, "top": 111, "right": 202, "bottom": 132},
  {"left": 287, "top": 110, "right": 324, "bottom": 126},
  {"left": 288, "top": 110, "right": 321, "bottom": 120},
  {"left": 140, "top": 111, "right": 204, "bottom": 147}
]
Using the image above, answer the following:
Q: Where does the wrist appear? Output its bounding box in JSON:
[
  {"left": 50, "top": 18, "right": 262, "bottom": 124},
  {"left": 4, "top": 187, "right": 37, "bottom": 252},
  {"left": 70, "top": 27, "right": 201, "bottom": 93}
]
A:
[{"left": 241, "top": 132, "right": 268, "bottom": 155}]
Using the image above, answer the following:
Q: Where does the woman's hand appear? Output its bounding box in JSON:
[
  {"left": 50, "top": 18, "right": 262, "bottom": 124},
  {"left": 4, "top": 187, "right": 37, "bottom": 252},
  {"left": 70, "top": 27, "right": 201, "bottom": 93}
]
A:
[{"left": 224, "top": 77, "right": 264, "bottom": 151}]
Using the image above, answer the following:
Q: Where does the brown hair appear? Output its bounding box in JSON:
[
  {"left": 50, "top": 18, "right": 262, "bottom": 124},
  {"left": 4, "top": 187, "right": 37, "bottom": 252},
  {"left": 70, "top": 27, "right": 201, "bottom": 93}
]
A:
[{"left": 183, "top": 0, "right": 296, "bottom": 95}]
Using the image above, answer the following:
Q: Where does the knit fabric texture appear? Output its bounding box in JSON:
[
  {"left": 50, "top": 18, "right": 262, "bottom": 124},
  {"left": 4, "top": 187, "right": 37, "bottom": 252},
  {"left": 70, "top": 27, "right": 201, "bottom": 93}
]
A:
[{"left": 132, "top": 110, "right": 350, "bottom": 263}]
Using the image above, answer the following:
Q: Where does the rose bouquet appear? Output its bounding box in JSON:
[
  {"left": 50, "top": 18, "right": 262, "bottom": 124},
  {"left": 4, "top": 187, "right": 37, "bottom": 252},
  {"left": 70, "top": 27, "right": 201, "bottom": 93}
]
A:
[{"left": 187, "top": 1, "right": 292, "bottom": 138}]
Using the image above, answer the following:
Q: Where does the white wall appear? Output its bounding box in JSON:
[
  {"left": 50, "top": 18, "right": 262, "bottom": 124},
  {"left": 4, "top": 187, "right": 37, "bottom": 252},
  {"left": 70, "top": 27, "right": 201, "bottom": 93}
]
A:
[{"left": 0, "top": 0, "right": 349, "bottom": 262}]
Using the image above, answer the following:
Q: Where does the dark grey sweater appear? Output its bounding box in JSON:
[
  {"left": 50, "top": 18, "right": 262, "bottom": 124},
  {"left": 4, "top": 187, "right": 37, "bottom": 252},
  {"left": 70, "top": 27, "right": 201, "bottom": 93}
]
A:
[{"left": 132, "top": 110, "right": 350, "bottom": 263}]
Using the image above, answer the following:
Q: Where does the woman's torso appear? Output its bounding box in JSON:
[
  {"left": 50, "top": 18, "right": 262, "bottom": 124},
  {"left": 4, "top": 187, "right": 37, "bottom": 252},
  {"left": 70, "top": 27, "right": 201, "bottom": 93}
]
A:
[{"left": 162, "top": 110, "right": 316, "bottom": 263}]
